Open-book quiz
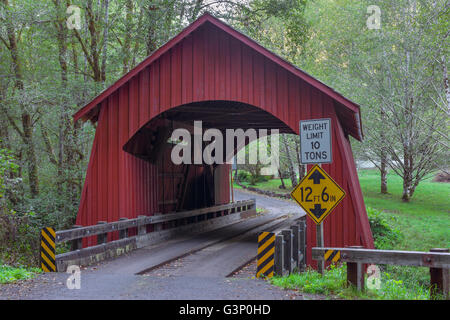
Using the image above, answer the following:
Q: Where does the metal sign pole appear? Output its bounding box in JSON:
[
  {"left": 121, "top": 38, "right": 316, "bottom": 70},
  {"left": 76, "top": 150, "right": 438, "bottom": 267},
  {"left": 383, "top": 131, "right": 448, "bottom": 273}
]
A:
[{"left": 317, "top": 163, "right": 324, "bottom": 274}]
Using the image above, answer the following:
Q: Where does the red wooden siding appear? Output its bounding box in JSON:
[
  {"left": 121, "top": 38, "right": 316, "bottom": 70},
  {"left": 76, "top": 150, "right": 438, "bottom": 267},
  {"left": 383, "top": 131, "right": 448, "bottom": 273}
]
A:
[{"left": 75, "top": 15, "right": 374, "bottom": 261}]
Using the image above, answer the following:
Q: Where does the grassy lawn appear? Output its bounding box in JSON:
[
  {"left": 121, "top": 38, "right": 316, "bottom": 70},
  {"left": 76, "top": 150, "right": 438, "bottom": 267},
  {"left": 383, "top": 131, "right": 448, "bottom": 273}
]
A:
[
  {"left": 238, "top": 169, "right": 449, "bottom": 299},
  {"left": 359, "top": 169, "right": 449, "bottom": 251}
]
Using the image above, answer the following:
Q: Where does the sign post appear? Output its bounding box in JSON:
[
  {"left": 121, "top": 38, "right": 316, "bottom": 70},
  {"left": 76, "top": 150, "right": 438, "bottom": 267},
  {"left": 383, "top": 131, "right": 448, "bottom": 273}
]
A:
[{"left": 292, "top": 119, "right": 344, "bottom": 273}]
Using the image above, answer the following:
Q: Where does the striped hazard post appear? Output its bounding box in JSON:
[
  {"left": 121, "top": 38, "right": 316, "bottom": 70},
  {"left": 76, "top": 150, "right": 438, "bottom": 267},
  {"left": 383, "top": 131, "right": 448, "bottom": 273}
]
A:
[
  {"left": 324, "top": 249, "right": 341, "bottom": 264},
  {"left": 40, "top": 227, "right": 56, "bottom": 272},
  {"left": 256, "top": 232, "right": 275, "bottom": 278}
]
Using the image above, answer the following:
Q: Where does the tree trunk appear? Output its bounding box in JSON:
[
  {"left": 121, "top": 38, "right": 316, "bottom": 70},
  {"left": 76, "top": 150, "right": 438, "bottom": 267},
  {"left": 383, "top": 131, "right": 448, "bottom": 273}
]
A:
[
  {"left": 294, "top": 138, "right": 305, "bottom": 180},
  {"left": 379, "top": 109, "right": 388, "bottom": 194},
  {"left": 101, "top": 0, "right": 110, "bottom": 82},
  {"left": 380, "top": 158, "right": 388, "bottom": 194},
  {"left": 278, "top": 169, "right": 286, "bottom": 189},
  {"left": 401, "top": 151, "right": 414, "bottom": 202},
  {"left": 22, "top": 113, "right": 39, "bottom": 197},
  {"left": 282, "top": 135, "right": 297, "bottom": 187},
  {"left": 442, "top": 55, "right": 450, "bottom": 114},
  {"left": 122, "top": 0, "right": 133, "bottom": 74}
]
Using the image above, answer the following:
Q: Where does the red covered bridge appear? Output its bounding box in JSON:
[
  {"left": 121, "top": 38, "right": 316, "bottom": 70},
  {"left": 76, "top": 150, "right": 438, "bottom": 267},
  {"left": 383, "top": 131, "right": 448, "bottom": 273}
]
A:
[{"left": 73, "top": 13, "right": 374, "bottom": 267}]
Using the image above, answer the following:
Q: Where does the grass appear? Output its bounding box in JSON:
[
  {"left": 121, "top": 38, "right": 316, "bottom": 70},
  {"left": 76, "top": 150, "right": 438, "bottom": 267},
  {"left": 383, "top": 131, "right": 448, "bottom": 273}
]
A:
[
  {"left": 234, "top": 179, "right": 295, "bottom": 194},
  {"left": 358, "top": 169, "right": 450, "bottom": 251},
  {"left": 358, "top": 169, "right": 449, "bottom": 295},
  {"left": 270, "top": 264, "right": 430, "bottom": 300},
  {"left": 0, "top": 264, "right": 41, "bottom": 284},
  {"left": 241, "top": 168, "right": 449, "bottom": 299}
]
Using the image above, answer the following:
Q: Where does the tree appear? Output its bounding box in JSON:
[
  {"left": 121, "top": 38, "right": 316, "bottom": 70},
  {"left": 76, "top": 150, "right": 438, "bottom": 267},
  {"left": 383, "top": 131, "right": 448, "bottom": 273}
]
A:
[
  {"left": 0, "top": 0, "right": 40, "bottom": 197},
  {"left": 301, "top": 0, "right": 449, "bottom": 201}
]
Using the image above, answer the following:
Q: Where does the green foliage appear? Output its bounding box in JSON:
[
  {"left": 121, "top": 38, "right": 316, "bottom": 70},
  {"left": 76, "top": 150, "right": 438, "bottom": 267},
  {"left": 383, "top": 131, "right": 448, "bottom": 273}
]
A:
[
  {"left": 366, "top": 206, "right": 402, "bottom": 249},
  {"left": 271, "top": 264, "right": 430, "bottom": 300},
  {"left": 271, "top": 264, "right": 347, "bottom": 296},
  {"left": 0, "top": 264, "right": 41, "bottom": 284},
  {"left": 0, "top": 149, "right": 48, "bottom": 266},
  {"left": 237, "top": 170, "right": 251, "bottom": 183},
  {"left": 0, "top": 147, "right": 19, "bottom": 199}
]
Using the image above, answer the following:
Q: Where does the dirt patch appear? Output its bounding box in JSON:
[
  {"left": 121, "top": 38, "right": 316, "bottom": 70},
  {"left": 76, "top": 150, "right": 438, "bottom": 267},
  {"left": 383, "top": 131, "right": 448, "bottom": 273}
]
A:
[
  {"left": 229, "top": 259, "right": 328, "bottom": 300},
  {"left": 433, "top": 171, "right": 450, "bottom": 183},
  {"left": 235, "top": 182, "right": 292, "bottom": 199}
]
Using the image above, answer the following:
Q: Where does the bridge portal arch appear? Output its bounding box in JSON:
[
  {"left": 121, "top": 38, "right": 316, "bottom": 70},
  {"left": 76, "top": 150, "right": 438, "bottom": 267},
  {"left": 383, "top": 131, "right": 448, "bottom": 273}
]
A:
[{"left": 73, "top": 13, "right": 373, "bottom": 267}]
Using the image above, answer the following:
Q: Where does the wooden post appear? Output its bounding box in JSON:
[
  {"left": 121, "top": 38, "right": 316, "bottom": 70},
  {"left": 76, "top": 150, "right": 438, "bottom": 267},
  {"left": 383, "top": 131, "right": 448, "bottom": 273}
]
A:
[
  {"left": 430, "top": 248, "right": 449, "bottom": 299},
  {"left": 154, "top": 213, "right": 163, "bottom": 231},
  {"left": 70, "top": 225, "right": 83, "bottom": 251},
  {"left": 281, "top": 229, "right": 293, "bottom": 274},
  {"left": 119, "top": 218, "right": 128, "bottom": 239},
  {"left": 346, "top": 245, "right": 364, "bottom": 291},
  {"left": 97, "top": 221, "right": 107, "bottom": 244},
  {"left": 274, "top": 234, "right": 284, "bottom": 276},
  {"left": 298, "top": 219, "right": 307, "bottom": 271},
  {"left": 137, "top": 215, "right": 147, "bottom": 235},
  {"left": 230, "top": 169, "right": 234, "bottom": 203},
  {"left": 316, "top": 223, "right": 324, "bottom": 274},
  {"left": 291, "top": 225, "right": 300, "bottom": 271}
]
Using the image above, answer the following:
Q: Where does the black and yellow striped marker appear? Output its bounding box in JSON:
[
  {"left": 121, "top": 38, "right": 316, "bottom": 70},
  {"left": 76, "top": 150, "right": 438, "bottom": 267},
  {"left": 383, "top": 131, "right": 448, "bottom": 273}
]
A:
[
  {"left": 324, "top": 249, "right": 341, "bottom": 264},
  {"left": 256, "top": 231, "right": 275, "bottom": 278},
  {"left": 40, "top": 227, "right": 56, "bottom": 272}
]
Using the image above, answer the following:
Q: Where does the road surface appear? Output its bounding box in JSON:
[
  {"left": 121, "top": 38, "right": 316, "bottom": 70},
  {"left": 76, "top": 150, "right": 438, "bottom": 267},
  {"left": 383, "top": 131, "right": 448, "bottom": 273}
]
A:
[{"left": 0, "top": 189, "right": 310, "bottom": 300}]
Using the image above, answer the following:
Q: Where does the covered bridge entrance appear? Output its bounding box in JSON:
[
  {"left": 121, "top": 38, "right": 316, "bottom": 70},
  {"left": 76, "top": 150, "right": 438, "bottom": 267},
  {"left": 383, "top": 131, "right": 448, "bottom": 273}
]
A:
[{"left": 73, "top": 13, "right": 374, "bottom": 268}]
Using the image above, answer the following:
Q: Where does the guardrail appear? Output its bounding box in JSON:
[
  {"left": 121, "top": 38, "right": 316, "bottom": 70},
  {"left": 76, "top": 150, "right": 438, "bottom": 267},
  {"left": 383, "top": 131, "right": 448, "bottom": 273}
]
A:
[
  {"left": 268, "top": 216, "right": 307, "bottom": 277},
  {"left": 54, "top": 199, "right": 256, "bottom": 271},
  {"left": 312, "top": 246, "right": 450, "bottom": 299}
]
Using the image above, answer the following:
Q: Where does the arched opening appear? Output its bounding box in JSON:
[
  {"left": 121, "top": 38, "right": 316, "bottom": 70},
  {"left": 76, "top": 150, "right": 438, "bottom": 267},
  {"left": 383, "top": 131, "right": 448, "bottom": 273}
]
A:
[{"left": 122, "top": 100, "right": 295, "bottom": 218}]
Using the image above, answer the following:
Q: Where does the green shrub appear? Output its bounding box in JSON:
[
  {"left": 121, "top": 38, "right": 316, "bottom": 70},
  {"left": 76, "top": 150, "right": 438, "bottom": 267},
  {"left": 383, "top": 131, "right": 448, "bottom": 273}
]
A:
[
  {"left": 259, "top": 175, "right": 273, "bottom": 182},
  {"left": 237, "top": 170, "right": 251, "bottom": 183},
  {"left": 367, "top": 207, "right": 402, "bottom": 249},
  {"left": 0, "top": 264, "right": 41, "bottom": 284}
]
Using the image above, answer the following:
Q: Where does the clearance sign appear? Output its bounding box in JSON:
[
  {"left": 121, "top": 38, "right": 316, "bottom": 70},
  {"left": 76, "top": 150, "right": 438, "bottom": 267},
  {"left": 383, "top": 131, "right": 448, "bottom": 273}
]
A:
[{"left": 290, "top": 165, "right": 345, "bottom": 225}]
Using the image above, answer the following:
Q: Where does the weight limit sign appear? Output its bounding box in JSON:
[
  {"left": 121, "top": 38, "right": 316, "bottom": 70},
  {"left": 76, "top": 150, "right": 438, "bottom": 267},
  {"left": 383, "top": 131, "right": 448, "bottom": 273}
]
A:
[{"left": 299, "top": 118, "right": 332, "bottom": 164}]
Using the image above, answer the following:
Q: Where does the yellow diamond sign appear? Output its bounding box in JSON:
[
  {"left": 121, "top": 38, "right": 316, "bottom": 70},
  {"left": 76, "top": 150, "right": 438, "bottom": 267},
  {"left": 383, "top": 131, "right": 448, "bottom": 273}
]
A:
[{"left": 290, "top": 165, "right": 345, "bottom": 225}]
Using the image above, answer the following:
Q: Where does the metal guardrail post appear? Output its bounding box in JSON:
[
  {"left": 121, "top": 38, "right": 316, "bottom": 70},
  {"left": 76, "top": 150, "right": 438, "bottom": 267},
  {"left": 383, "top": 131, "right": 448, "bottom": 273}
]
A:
[
  {"left": 430, "top": 248, "right": 449, "bottom": 299},
  {"left": 154, "top": 213, "right": 163, "bottom": 231},
  {"left": 291, "top": 225, "right": 300, "bottom": 271},
  {"left": 138, "top": 215, "right": 147, "bottom": 235},
  {"left": 97, "top": 221, "right": 107, "bottom": 244},
  {"left": 274, "top": 234, "right": 284, "bottom": 276},
  {"left": 281, "top": 229, "right": 293, "bottom": 274},
  {"left": 70, "top": 225, "right": 83, "bottom": 251},
  {"left": 119, "top": 218, "right": 128, "bottom": 239},
  {"left": 299, "top": 219, "right": 306, "bottom": 271}
]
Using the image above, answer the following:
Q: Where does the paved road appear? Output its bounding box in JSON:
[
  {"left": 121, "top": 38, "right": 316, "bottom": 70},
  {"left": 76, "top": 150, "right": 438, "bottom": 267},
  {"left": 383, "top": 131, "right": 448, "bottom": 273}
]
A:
[
  {"left": 0, "top": 190, "right": 308, "bottom": 300},
  {"left": 234, "top": 188, "right": 300, "bottom": 216}
]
